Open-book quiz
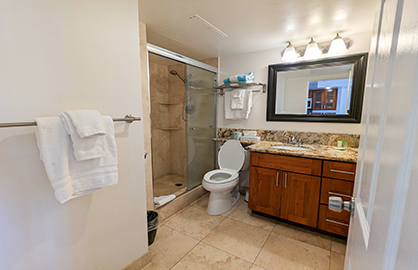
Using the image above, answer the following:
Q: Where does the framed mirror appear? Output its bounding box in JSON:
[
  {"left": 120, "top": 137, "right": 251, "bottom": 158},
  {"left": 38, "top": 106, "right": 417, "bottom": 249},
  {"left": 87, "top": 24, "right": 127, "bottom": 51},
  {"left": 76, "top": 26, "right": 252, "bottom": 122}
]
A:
[{"left": 266, "top": 53, "right": 368, "bottom": 123}]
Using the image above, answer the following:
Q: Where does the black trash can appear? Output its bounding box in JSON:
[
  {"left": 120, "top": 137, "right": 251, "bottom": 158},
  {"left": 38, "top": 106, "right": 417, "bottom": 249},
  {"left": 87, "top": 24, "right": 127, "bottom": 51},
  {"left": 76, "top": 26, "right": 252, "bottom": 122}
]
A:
[{"left": 147, "top": 211, "right": 159, "bottom": 246}]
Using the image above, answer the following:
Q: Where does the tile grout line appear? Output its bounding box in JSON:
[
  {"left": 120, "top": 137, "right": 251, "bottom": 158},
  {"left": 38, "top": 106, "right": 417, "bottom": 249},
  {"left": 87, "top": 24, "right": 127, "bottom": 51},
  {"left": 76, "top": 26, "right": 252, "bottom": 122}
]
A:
[{"left": 251, "top": 223, "right": 276, "bottom": 269}]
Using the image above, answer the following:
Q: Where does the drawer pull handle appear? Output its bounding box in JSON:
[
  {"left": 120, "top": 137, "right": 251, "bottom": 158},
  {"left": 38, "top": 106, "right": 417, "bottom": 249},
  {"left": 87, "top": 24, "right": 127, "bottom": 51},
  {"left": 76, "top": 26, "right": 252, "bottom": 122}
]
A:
[
  {"left": 276, "top": 172, "right": 279, "bottom": 187},
  {"left": 330, "top": 169, "right": 355, "bottom": 175},
  {"left": 326, "top": 219, "right": 349, "bottom": 227},
  {"left": 328, "top": 192, "right": 352, "bottom": 198},
  {"left": 284, "top": 173, "right": 288, "bottom": 188}
]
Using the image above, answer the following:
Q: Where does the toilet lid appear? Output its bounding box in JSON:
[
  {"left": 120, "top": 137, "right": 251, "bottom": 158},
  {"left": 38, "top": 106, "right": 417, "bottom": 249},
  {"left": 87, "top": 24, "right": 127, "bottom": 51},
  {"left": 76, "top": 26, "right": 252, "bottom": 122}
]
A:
[{"left": 218, "top": 140, "right": 245, "bottom": 172}]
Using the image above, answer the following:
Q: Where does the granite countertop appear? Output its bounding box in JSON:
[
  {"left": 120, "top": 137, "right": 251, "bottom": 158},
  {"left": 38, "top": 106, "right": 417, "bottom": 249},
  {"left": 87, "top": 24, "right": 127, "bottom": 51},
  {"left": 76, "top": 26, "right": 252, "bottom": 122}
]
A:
[
  {"left": 246, "top": 141, "right": 358, "bottom": 163},
  {"left": 212, "top": 137, "right": 258, "bottom": 145}
]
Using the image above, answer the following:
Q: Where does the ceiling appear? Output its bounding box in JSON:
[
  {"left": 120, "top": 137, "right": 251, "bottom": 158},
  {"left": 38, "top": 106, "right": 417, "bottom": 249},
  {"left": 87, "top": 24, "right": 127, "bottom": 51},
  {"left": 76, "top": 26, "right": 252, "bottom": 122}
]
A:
[{"left": 138, "top": 0, "right": 376, "bottom": 60}]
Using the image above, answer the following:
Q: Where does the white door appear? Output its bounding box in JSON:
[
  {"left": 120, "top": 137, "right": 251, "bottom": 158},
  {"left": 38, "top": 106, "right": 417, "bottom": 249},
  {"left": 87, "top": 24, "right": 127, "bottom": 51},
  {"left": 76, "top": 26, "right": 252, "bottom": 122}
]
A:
[{"left": 343, "top": 0, "right": 418, "bottom": 268}]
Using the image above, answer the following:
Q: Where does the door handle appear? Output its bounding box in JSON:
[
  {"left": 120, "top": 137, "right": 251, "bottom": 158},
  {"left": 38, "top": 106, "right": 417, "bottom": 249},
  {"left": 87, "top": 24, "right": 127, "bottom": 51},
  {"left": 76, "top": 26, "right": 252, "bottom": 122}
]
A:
[
  {"left": 284, "top": 173, "right": 287, "bottom": 188},
  {"left": 329, "top": 196, "right": 355, "bottom": 216},
  {"left": 275, "top": 172, "right": 279, "bottom": 187}
]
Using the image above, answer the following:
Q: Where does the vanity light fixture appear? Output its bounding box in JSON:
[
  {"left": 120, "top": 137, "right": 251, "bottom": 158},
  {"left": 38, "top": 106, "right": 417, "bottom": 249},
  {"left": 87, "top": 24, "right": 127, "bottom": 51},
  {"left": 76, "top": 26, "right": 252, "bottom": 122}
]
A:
[
  {"left": 328, "top": 33, "right": 348, "bottom": 54},
  {"left": 304, "top": 38, "right": 322, "bottom": 58},
  {"left": 282, "top": 42, "right": 299, "bottom": 61}
]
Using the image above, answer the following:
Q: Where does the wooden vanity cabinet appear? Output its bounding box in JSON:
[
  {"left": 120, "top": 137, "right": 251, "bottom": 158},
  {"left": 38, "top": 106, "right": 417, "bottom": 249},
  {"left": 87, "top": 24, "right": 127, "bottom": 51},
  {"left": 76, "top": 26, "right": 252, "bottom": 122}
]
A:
[
  {"left": 249, "top": 167, "right": 282, "bottom": 217},
  {"left": 280, "top": 172, "right": 321, "bottom": 227},
  {"left": 249, "top": 152, "right": 356, "bottom": 237}
]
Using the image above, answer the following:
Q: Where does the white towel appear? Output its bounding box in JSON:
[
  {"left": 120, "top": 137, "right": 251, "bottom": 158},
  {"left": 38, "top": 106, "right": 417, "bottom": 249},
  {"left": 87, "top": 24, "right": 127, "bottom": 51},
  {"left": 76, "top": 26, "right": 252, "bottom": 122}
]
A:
[
  {"left": 231, "top": 89, "right": 244, "bottom": 109},
  {"left": 225, "top": 89, "right": 253, "bottom": 120},
  {"left": 62, "top": 110, "right": 105, "bottom": 138},
  {"left": 35, "top": 116, "right": 118, "bottom": 204},
  {"left": 60, "top": 112, "right": 106, "bottom": 161},
  {"left": 154, "top": 195, "right": 176, "bottom": 208}
]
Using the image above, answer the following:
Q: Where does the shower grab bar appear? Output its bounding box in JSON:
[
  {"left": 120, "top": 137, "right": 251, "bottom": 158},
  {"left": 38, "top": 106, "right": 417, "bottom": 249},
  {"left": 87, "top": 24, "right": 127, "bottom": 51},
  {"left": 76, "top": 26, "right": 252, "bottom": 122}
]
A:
[
  {"left": 214, "top": 82, "right": 266, "bottom": 96},
  {"left": 0, "top": 114, "right": 141, "bottom": 128}
]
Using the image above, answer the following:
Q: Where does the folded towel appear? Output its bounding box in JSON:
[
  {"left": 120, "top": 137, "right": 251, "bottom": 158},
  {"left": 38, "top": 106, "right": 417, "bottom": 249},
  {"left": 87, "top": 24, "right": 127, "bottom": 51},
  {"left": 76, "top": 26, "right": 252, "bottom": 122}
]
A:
[
  {"left": 62, "top": 110, "right": 105, "bottom": 138},
  {"left": 223, "top": 72, "right": 254, "bottom": 85},
  {"left": 154, "top": 195, "right": 176, "bottom": 208},
  {"left": 231, "top": 89, "right": 245, "bottom": 109},
  {"left": 225, "top": 89, "right": 253, "bottom": 120},
  {"left": 60, "top": 112, "right": 106, "bottom": 161},
  {"left": 243, "top": 131, "right": 257, "bottom": 137},
  {"left": 35, "top": 116, "right": 118, "bottom": 204}
]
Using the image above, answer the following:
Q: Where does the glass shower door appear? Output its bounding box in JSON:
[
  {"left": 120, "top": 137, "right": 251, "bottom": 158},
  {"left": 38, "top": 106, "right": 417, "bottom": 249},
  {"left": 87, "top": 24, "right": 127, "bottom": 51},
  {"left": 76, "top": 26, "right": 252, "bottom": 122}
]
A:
[{"left": 185, "top": 65, "right": 216, "bottom": 190}]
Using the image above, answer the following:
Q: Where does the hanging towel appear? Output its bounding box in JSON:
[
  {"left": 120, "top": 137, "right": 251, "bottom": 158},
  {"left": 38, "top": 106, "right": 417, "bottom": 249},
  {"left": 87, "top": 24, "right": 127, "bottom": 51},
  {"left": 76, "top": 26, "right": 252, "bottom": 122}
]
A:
[
  {"left": 60, "top": 111, "right": 106, "bottom": 161},
  {"left": 35, "top": 116, "right": 118, "bottom": 204},
  {"left": 223, "top": 72, "right": 254, "bottom": 85},
  {"left": 230, "top": 89, "right": 245, "bottom": 109},
  {"left": 62, "top": 110, "right": 105, "bottom": 138},
  {"left": 225, "top": 89, "right": 253, "bottom": 120}
]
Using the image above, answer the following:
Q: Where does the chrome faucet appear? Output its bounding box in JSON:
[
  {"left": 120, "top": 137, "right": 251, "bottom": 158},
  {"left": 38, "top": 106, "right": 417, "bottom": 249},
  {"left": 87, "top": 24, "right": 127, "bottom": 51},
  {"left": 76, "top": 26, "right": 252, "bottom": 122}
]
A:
[{"left": 284, "top": 136, "right": 305, "bottom": 147}]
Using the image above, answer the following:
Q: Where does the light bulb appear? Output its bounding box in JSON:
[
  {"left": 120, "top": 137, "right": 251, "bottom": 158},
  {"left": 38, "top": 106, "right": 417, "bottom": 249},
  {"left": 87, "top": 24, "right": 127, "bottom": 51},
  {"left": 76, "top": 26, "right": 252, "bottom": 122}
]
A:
[
  {"left": 282, "top": 42, "right": 299, "bottom": 61},
  {"left": 328, "top": 33, "right": 347, "bottom": 54},
  {"left": 304, "top": 38, "right": 322, "bottom": 58}
]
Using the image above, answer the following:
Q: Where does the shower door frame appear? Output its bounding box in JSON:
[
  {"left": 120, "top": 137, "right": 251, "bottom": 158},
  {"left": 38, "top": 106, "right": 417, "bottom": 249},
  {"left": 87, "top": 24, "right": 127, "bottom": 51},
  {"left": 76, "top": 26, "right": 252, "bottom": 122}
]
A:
[{"left": 147, "top": 43, "right": 218, "bottom": 194}]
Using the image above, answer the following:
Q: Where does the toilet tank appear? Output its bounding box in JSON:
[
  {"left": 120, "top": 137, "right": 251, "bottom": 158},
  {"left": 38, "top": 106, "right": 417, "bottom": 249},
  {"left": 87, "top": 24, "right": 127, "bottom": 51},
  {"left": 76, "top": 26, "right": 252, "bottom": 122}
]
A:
[{"left": 241, "top": 150, "right": 250, "bottom": 171}]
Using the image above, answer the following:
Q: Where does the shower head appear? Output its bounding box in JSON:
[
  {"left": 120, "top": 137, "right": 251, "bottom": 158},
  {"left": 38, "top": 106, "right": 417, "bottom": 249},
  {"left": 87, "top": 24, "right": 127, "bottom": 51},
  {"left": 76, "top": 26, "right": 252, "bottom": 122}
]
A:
[{"left": 169, "top": 70, "right": 186, "bottom": 83}]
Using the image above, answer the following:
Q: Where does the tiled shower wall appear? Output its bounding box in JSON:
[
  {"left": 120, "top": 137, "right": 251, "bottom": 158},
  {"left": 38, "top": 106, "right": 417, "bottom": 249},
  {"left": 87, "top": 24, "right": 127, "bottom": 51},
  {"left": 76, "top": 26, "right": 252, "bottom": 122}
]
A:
[{"left": 149, "top": 62, "right": 171, "bottom": 179}]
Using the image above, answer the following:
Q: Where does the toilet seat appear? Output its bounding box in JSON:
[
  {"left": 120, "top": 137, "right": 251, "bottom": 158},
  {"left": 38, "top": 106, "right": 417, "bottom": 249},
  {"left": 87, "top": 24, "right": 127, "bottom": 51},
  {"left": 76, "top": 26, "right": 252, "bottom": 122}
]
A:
[{"left": 203, "top": 169, "right": 238, "bottom": 184}]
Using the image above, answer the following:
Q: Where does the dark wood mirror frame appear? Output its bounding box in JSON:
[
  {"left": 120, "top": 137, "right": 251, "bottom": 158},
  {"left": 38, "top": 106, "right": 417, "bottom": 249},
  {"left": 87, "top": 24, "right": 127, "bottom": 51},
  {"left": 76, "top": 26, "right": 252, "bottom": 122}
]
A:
[{"left": 266, "top": 53, "right": 368, "bottom": 123}]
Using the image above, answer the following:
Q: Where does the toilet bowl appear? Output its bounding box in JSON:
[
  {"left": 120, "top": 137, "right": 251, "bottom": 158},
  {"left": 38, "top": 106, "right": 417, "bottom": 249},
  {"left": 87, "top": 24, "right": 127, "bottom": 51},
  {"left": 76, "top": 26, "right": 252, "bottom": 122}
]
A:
[{"left": 202, "top": 140, "right": 248, "bottom": 215}]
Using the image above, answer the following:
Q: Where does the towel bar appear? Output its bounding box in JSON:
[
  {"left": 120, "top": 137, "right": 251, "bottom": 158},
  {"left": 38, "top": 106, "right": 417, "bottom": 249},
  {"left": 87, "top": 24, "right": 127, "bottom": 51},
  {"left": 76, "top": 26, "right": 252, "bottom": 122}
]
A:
[
  {"left": 214, "top": 82, "right": 266, "bottom": 96},
  {"left": 0, "top": 114, "right": 141, "bottom": 128}
]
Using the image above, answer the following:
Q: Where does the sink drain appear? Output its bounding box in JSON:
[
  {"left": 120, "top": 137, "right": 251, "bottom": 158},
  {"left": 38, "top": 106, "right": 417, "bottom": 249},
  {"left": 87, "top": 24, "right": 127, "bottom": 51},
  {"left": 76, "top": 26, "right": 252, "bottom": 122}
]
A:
[{"left": 175, "top": 183, "right": 183, "bottom": 187}]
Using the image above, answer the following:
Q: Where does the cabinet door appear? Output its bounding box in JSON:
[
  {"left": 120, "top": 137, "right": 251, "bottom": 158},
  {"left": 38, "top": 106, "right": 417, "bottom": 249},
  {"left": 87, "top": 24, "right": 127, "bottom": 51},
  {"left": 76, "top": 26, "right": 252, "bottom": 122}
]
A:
[
  {"left": 324, "top": 89, "right": 338, "bottom": 110},
  {"left": 312, "top": 90, "right": 323, "bottom": 110},
  {"left": 280, "top": 172, "right": 321, "bottom": 227},
  {"left": 249, "top": 167, "right": 281, "bottom": 217}
]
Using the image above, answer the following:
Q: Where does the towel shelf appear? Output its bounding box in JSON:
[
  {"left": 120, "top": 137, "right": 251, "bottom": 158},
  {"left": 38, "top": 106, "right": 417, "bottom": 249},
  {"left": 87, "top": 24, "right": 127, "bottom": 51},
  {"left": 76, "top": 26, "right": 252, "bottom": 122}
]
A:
[
  {"left": 0, "top": 114, "right": 141, "bottom": 128},
  {"left": 214, "top": 82, "right": 266, "bottom": 96}
]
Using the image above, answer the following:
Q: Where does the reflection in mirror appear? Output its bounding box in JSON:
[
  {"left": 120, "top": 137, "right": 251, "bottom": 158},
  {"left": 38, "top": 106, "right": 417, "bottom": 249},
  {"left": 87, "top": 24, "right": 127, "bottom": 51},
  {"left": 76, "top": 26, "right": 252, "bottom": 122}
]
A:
[
  {"left": 267, "top": 53, "right": 368, "bottom": 123},
  {"left": 275, "top": 64, "right": 353, "bottom": 115}
]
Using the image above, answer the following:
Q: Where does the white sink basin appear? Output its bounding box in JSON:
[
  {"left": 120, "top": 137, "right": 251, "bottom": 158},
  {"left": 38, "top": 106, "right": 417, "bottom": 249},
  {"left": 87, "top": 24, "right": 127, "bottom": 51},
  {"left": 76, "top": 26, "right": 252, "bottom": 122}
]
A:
[{"left": 271, "top": 145, "right": 310, "bottom": 151}]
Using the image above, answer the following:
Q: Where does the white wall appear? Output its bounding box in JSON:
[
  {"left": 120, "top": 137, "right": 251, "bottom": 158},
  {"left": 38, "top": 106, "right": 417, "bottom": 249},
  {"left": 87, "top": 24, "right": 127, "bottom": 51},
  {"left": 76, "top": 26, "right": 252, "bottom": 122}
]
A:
[
  {"left": 0, "top": 1, "right": 148, "bottom": 270},
  {"left": 218, "top": 31, "right": 372, "bottom": 134}
]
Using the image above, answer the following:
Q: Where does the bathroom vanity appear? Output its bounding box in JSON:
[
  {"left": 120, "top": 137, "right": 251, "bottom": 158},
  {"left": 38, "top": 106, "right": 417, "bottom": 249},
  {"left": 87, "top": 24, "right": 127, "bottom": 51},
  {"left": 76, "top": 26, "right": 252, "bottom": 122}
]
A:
[{"left": 247, "top": 143, "right": 356, "bottom": 237}]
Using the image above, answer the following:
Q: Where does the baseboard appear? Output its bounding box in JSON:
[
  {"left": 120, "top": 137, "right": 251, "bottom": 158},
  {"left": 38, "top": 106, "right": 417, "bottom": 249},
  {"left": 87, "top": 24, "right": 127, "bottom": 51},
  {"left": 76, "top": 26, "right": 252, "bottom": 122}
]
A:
[{"left": 122, "top": 251, "right": 152, "bottom": 270}]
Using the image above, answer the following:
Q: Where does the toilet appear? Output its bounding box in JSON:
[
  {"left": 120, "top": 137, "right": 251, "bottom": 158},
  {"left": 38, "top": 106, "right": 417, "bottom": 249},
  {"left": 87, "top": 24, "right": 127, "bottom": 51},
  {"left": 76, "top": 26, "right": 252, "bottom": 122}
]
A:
[{"left": 202, "top": 140, "right": 250, "bottom": 215}]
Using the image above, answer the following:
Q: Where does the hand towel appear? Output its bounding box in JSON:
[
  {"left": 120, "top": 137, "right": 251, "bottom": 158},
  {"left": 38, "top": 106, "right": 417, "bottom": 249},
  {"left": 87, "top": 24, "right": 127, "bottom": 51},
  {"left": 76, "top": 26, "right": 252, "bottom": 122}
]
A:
[
  {"left": 62, "top": 110, "right": 105, "bottom": 138},
  {"left": 225, "top": 89, "right": 253, "bottom": 120},
  {"left": 223, "top": 72, "right": 254, "bottom": 84},
  {"left": 35, "top": 116, "right": 118, "bottom": 204},
  {"left": 60, "top": 112, "right": 106, "bottom": 161},
  {"left": 231, "top": 89, "right": 245, "bottom": 109}
]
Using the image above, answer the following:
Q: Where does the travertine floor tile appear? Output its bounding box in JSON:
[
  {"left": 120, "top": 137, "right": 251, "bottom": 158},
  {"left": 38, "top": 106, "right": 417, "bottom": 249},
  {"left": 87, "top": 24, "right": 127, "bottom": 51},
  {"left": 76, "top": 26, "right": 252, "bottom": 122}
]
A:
[
  {"left": 273, "top": 222, "right": 332, "bottom": 250},
  {"left": 330, "top": 252, "right": 345, "bottom": 270},
  {"left": 171, "top": 242, "right": 252, "bottom": 270},
  {"left": 331, "top": 237, "right": 347, "bottom": 254},
  {"left": 192, "top": 194, "right": 245, "bottom": 217},
  {"left": 202, "top": 218, "right": 270, "bottom": 263},
  {"left": 255, "top": 233, "right": 330, "bottom": 270},
  {"left": 228, "top": 202, "right": 276, "bottom": 231},
  {"left": 164, "top": 206, "right": 225, "bottom": 240},
  {"left": 143, "top": 226, "right": 198, "bottom": 270}
]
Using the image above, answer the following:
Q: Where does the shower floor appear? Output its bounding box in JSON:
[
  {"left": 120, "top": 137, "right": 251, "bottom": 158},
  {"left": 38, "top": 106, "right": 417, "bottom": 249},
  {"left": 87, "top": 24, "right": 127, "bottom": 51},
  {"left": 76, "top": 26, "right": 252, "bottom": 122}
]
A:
[{"left": 154, "top": 174, "right": 187, "bottom": 197}]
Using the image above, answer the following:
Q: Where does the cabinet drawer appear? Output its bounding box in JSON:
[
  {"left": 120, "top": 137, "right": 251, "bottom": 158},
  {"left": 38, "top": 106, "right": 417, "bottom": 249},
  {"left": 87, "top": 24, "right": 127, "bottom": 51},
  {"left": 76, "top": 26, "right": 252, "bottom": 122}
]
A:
[
  {"left": 251, "top": 152, "right": 322, "bottom": 176},
  {"left": 318, "top": 204, "right": 350, "bottom": 237},
  {"left": 323, "top": 161, "right": 356, "bottom": 181},
  {"left": 320, "top": 178, "right": 354, "bottom": 205}
]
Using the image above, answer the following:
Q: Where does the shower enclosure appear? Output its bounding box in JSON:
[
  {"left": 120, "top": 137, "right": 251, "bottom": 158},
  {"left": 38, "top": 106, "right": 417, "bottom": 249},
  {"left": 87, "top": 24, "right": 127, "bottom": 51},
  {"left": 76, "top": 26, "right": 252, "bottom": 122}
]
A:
[{"left": 147, "top": 44, "right": 217, "bottom": 199}]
